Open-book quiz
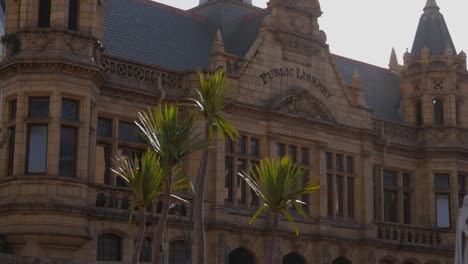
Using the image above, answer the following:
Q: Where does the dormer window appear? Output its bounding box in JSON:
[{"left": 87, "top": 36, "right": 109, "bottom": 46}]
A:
[
  {"left": 38, "top": 0, "right": 51, "bottom": 28},
  {"left": 68, "top": 0, "right": 79, "bottom": 31},
  {"left": 433, "top": 98, "right": 444, "bottom": 126}
]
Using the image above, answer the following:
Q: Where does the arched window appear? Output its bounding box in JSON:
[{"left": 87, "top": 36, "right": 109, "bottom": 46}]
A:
[
  {"left": 97, "top": 234, "right": 122, "bottom": 261},
  {"left": 333, "top": 257, "right": 352, "bottom": 264},
  {"left": 415, "top": 99, "right": 423, "bottom": 127},
  {"left": 229, "top": 248, "right": 255, "bottom": 264},
  {"left": 68, "top": 0, "right": 79, "bottom": 31},
  {"left": 169, "top": 240, "right": 186, "bottom": 264},
  {"left": 283, "top": 252, "right": 305, "bottom": 264},
  {"left": 433, "top": 99, "right": 444, "bottom": 126},
  {"left": 38, "top": 0, "right": 51, "bottom": 28}
]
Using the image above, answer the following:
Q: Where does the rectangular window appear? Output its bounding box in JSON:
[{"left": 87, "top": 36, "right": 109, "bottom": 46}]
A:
[
  {"left": 459, "top": 175, "right": 466, "bottom": 208},
  {"left": 250, "top": 138, "right": 259, "bottom": 156},
  {"left": 225, "top": 137, "right": 233, "bottom": 154},
  {"left": 383, "top": 170, "right": 398, "bottom": 222},
  {"left": 237, "top": 159, "right": 247, "bottom": 204},
  {"left": 29, "top": 97, "right": 49, "bottom": 117},
  {"left": 435, "top": 174, "right": 451, "bottom": 228},
  {"left": 435, "top": 174, "right": 450, "bottom": 189},
  {"left": 327, "top": 174, "right": 333, "bottom": 217},
  {"left": 68, "top": 0, "right": 79, "bottom": 31},
  {"left": 61, "top": 99, "right": 79, "bottom": 121},
  {"left": 98, "top": 117, "right": 112, "bottom": 137},
  {"left": 300, "top": 148, "right": 309, "bottom": 165},
  {"left": 327, "top": 152, "right": 355, "bottom": 221},
  {"left": 335, "top": 154, "right": 343, "bottom": 172},
  {"left": 38, "top": 0, "right": 51, "bottom": 28},
  {"left": 277, "top": 143, "right": 285, "bottom": 158},
  {"left": 59, "top": 126, "right": 77, "bottom": 177},
  {"left": 7, "top": 128, "right": 15, "bottom": 176},
  {"left": 288, "top": 145, "right": 297, "bottom": 162},
  {"left": 237, "top": 137, "right": 246, "bottom": 155},
  {"left": 336, "top": 175, "right": 344, "bottom": 216},
  {"left": 119, "top": 121, "right": 144, "bottom": 143},
  {"left": 225, "top": 157, "right": 233, "bottom": 202},
  {"left": 27, "top": 125, "right": 48, "bottom": 174},
  {"left": 9, "top": 99, "right": 17, "bottom": 121},
  {"left": 347, "top": 177, "right": 354, "bottom": 219},
  {"left": 403, "top": 192, "right": 411, "bottom": 224},
  {"left": 326, "top": 152, "right": 333, "bottom": 170},
  {"left": 346, "top": 156, "right": 354, "bottom": 173}
]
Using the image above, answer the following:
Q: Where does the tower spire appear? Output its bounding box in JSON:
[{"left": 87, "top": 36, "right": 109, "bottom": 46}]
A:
[{"left": 424, "top": 0, "right": 439, "bottom": 13}]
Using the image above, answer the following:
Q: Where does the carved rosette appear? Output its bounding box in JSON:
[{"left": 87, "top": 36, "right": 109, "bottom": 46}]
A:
[{"left": 274, "top": 92, "right": 333, "bottom": 122}]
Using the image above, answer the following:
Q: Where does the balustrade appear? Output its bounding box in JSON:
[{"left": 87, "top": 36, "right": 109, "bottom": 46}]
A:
[{"left": 375, "top": 222, "right": 446, "bottom": 249}]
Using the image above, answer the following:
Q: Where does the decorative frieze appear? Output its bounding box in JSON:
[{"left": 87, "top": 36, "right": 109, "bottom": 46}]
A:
[{"left": 373, "top": 119, "right": 417, "bottom": 143}]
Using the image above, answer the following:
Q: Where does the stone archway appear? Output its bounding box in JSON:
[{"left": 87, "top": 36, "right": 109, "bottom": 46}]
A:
[
  {"left": 283, "top": 252, "right": 306, "bottom": 264},
  {"left": 229, "top": 248, "right": 255, "bottom": 264}
]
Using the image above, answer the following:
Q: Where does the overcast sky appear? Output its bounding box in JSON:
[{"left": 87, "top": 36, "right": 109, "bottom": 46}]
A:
[{"left": 153, "top": 0, "right": 468, "bottom": 68}]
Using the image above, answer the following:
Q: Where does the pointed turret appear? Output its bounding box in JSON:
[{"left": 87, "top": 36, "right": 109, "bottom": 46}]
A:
[
  {"left": 411, "top": 0, "right": 456, "bottom": 57},
  {"left": 389, "top": 48, "right": 402, "bottom": 72},
  {"left": 210, "top": 30, "right": 227, "bottom": 70},
  {"left": 350, "top": 68, "right": 367, "bottom": 107}
]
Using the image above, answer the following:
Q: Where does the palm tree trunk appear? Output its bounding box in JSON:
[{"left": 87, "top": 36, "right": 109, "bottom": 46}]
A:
[
  {"left": 132, "top": 211, "right": 147, "bottom": 264},
  {"left": 266, "top": 214, "right": 279, "bottom": 264},
  {"left": 193, "top": 147, "right": 209, "bottom": 264},
  {"left": 152, "top": 174, "right": 173, "bottom": 264}
]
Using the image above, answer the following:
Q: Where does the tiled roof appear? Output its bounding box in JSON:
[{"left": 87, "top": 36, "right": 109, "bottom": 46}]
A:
[
  {"left": 103, "top": 0, "right": 403, "bottom": 122},
  {"left": 332, "top": 55, "right": 403, "bottom": 122}
]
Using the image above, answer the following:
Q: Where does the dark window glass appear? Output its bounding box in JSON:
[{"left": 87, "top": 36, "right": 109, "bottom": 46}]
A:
[
  {"left": 346, "top": 156, "right": 354, "bottom": 173},
  {"left": 250, "top": 160, "right": 259, "bottom": 207},
  {"left": 336, "top": 175, "right": 344, "bottom": 216},
  {"left": 347, "top": 177, "right": 354, "bottom": 219},
  {"left": 7, "top": 127, "right": 15, "bottom": 176},
  {"left": 61, "top": 99, "right": 79, "bottom": 121},
  {"left": 433, "top": 99, "right": 444, "bottom": 126},
  {"left": 335, "top": 154, "right": 343, "bottom": 171},
  {"left": 459, "top": 175, "right": 466, "bottom": 208},
  {"left": 456, "top": 101, "right": 461, "bottom": 126},
  {"left": 97, "top": 234, "right": 122, "bottom": 261},
  {"left": 250, "top": 138, "right": 259, "bottom": 156},
  {"left": 97, "top": 118, "right": 112, "bottom": 137},
  {"left": 139, "top": 239, "right": 151, "bottom": 262},
  {"left": 59, "top": 127, "right": 77, "bottom": 177},
  {"left": 277, "top": 143, "right": 285, "bottom": 158},
  {"left": 119, "top": 121, "right": 144, "bottom": 143},
  {"left": 283, "top": 252, "right": 306, "bottom": 264},
  {"left": 288, "top": 145, "right": 297, "bottom": 162},
  {"left": 38, "top": 0, "right": 51, "bottom": 28},
  {"left": 225, "top": 137, "right": 233, "bottom": 153},
  {"left": 9, "top": 99, "right": 17, "bottom": 121},
  {"left": 403, "top": 173, "right": 410, "bottom": 188},
  {"left": 327, "top": 174, "right": 333, "bottom": 217},
  {"left": 403, "top": 192, "right": 411, "bottom": 224},
  {"left": 384, "top": 190, "right": 397, "bottom": 222},
  {"left": 300, "top": 148, "right": 309, "bottom": 165},
  {"left": 228, "top": 248, "right": 255, "bottom": 264},
  {"left": 436, "top": 194, "right": 450, "bottom": 228},
  {"left": 27, "top": 125, "right": 48, "bottom": 174},
  {"left": 435, "top": 174, "right": 450, "bottom": 190},
  {"left": 225, "top": 157, "right": 233, "bottom": 202},
  {"left": 237, "top": 136, "right": 246, "bottom": 155},
  {"left": 169, "top": 240, "right": 185, "bottom": 264},
  {"left": 373, "top": 169, "right": 378, "bottom": 220},
  {"left": 416, "top": 99, "right": 423, "bottom": 127},
  {"left": 29, "top": 97, "right": 49, "bottom": 117},
  {"left": 237, "top": 159, "right": 247, "bottom": 204},
  {"left": 326, "top": 152, "right": 333, "bottom": 170},
  {"left": 384, "top": 170, "right": 397, "bottom": 187},
  {"left": 68, "top": 0, "right": 79, "bottom": 31}
]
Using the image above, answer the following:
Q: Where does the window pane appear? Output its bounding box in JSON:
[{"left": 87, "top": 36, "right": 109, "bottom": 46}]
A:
[
  {"left": 404, "top": 192, "right": 411, "bottom": 224},
  {"left": 326, "top": 152, "right": 333, "bottom": 170},
  {"left": 403, "top": 173, "right": 410, "bottom": 188},
  {"left": 38, "top": 0, "right": 51, "bottom": 28},
  {"left": 288, "top": 145, "right": 297, "bottom": 162},
  {"left": 7, "top": 127, "right": 15, "bottom": 176},
  {"left": 384, "top": 190, "right": 397, "bottom": 222},
  {"left": 225, "top": 137, "right": 233, "bottom": 154},
  {"left": 347, "top": 177, "right": 354, "bottom": 219},
  {"left": 435, "top": 174, "right": 450, "bottom": 190},
  {"left": 225, "top": 157, "right": 233, "bottom": 202},
  {"left": 9, "top": 99, "right": 16, "bottom": 121},
  {"left": 416, "top": 99, "right": 423, "bottom": 127},
  {"left": 458, "top": 175, "right": 465, "bottom": 193},
  {"left": 97, "top": 118, "right": 112, "bottom": 137},
  {"left": 27, "top": 125, "right": 48, "bottom": 174},
  {"left": 277, "top": 143, "right": 285, "bottom": 158},
  {"left": 327, "top": 174, "right": 333, "bottom": 216},
  {"left": 433, "top": 99, "right": 444, "bottom": 126},
  {"left": 61, "top": 99, "right": 79, "bottom": 121},
  {"left": 237, "top": 159, "right": 246, "bottom": 204},
  {"left": 237, "top": 136, "right": 246, "bottom": 155},
  {"left": 96, "top": 144, "right": 111, "bottom": 185},
  {"left": 59, "top": 127, "right": 77, "bottom": 177},
  {"left": 436, "top": 194, "right": 450, "bottom": 228},
  {"left": 97, "top": 234, "right": 122, "bottom": 261},
  {"left": 346, "top": 156, "right": 354, "bottom": 173},
  {"left": 68, "top": 0, "right": 79, "bottom": 31},
  {"left": 300, "top": 148, "right": 309, "bottom": 165},
  {"left": 29, "top": 97, "right": 49, "bottom": 117},
  {"left": 336, "top": 175, "right": 344, "bottom": 216},
  {"left": 335, "top": 154, "right": 343, "bottom": 172},
  {"left": 169, "top": 240, "right": 185, "bottom": 264},
  {"left": 383, "top": 170, "right": 396, "bottom": 187},
  {"left": 139, "top": 239, "right": 151, "bottom": 262},
  {"left": 119, "top": 121, "right": 144, "bottom": 143},
  {"left": 250, "top": 138, "right": 259, "bottom": 156}
]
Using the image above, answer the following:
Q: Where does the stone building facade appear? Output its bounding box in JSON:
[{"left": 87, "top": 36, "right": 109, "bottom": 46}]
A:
[{"left": 0, "top": 0, "right": 465, "bottom": 263}]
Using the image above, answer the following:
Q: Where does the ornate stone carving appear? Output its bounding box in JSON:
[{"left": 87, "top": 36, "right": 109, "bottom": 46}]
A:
[
  {"left": 30, "top": 31, "right": 50, "bottom": 51},
  {"left": 65, "top": 35, "right": 88, "bottom": 55},
  {"left": 100, "top": 56, "right": 180, "bottom": 89},
  {"left": 278, "top": 34, "right": 321, "bottom": 55},
  {"left": 274, "top": 92, "right": 333, "bottom": 122},
  {"left": 373, "top": 120, "right": 417, "bottom": 142}
]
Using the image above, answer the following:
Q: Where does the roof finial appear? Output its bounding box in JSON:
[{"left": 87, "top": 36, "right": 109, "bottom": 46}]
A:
[{"left": 424, "top": 0, "right": 439, "bottom": 13}]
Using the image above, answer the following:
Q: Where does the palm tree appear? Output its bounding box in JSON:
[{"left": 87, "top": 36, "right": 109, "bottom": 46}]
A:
[
  {"left": 112, "top": 151, "right": 165, "bottom": 264},
  {"left": 136, "top": 104, "right": 205, "bottom": 264},
  {"left": 239, "top": 156, "right": 320, "bottom": 264},
  {"left": 190, "top": 69, "right": 239, "bottom": 264}
]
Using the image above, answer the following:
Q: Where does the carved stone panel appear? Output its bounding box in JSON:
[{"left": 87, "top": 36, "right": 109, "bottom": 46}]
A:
[{"left": 273, "top": 92, "right": 333, "bottom": 122}]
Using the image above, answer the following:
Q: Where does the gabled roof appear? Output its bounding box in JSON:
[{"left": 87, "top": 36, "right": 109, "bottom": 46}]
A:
[
  {"left": 411, "top": 0, "right": 456, "bottom": 57},
  {"left": 332, "top": 55, "right": 403, "bottom": 122}
]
